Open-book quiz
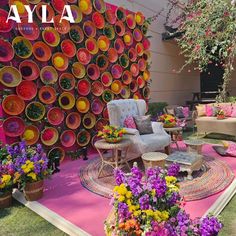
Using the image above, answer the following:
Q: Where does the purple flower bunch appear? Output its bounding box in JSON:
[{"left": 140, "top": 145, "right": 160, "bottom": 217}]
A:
[
  {"left": 167, "top": 163, "right": 180, "bottom": 177},
  {"left": 1, "top": 142, "right": 51, "bottom": 186},
  {"left": 199, "top": 216, "right": 223, "bottom": 236},
  {"left": 108, "top": 165, "right": 223, "bottom": 236}
]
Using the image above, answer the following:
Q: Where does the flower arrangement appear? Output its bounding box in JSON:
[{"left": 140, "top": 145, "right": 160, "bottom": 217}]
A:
[
  {"left": 158, "top": 114, "right": 176, "bottom": 128},
  {"left": 216, "top": 109, "right": 225, "bottom": 120},
  {"left": 105, "top": 165, "right": 223, "bottom": 235},
  {"left": 0, "top": 162, "right": 14, "bottom": 195},
  {"left": 5, "top": 142, "right": 51, "bottom": 187},
  {"left": 98, "top": 125, "right": 126, "bottom": 143}
]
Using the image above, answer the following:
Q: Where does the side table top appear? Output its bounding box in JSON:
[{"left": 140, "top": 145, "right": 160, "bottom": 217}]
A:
[
  {"left": 142, "top": 152, "right": 168, "bottom": 161},
  {"left": 164, "top": 126, "right": 182, "bottom": 132},
  {"left": 94, "top": 138, "right": 132, "bottom": 149},
  {"left": 184, "top": 139, "right": 205, "bottom": 146}
]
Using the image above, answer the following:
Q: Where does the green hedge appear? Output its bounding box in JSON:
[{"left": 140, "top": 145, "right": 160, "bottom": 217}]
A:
[{"left": 147, "top": 102, "right": 168, "bottom": 118}]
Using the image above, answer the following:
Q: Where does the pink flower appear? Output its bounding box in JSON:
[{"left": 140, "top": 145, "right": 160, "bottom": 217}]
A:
[{"left": 194, "top": 44, "right": 201, "bottom": 52}]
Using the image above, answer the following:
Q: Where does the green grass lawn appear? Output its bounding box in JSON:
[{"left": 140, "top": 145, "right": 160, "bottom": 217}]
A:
[
  {"left": 219, "top": 194, "right": 236, "bottom": 236},
  {"left": 0, "top": 199, "right": 68, "bottom": 236}
]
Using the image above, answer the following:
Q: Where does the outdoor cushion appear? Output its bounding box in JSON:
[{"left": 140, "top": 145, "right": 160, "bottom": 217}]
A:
[
  {"left": 182, "top": 107, "right": 190, "bottom": 118},
  {"left": 174, "top": 107, "right": 185, "bottom": 118},
  {"left": 205, "top": 104, "right": 214, "bottom": 116},
  {"left": 123, "top": 116, "right": 137, "bottom": 129},
  {"left": 212, "top": 146, "right": 227, "bottom": 156},
  {"left": 196, "top": 105, "right": 206, "bottom": 116},
  {"left": 134, "top": 115, "right": 153, "bottom": 135},
  {"left": 226, "top": 142, "right": 236, "bottom": 157},
  {"left": 220, "top": 104, "right": 232, "bottom": 117}
]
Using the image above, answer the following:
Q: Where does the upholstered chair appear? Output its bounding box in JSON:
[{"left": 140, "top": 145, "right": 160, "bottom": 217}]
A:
[{"left": 107, "top": 99, "right": 171, "bottom": 160}]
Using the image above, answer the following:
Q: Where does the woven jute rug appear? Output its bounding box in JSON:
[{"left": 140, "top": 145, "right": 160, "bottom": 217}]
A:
[{"left": 79, "top": 155, "right": 234, "bottom": 201}]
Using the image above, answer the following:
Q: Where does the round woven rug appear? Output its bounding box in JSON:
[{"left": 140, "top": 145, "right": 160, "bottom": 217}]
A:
[{"left": 79, "top": 156, "right": 234, "bottom": 201}]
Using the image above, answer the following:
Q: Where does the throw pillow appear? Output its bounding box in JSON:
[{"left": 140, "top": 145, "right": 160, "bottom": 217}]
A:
[
  {"left": 174, "top": 107, "right": 185, "bottom": 118},
  {"left": 123, "top": 116, "right": 137, "bottom": 129},
  {"left": 226, "top": 142, "right": 236, "bottom": 157},
  {"left": 182, "top": 107, "right": 190, "bottom": 118},
  {"left": 196, "top": 105, "right": 206, "bottom": 116},
  {"left": 134, "top": 115, "right": 153, "bottom": 135},
  {"left": 205, "top": 104, "right": 213, "bottom": 116},
  {"left": 220, "top": 104, "right": 232, "bottom": 117},
  {"left": 166, "top": 107, "right": 175, "bottom": 115},
  {"left": 231, "top": 105, "right": 236, "bottom": 117}
]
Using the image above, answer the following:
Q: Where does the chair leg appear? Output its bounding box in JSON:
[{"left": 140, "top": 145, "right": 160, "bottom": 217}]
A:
[{"left": 164, "top": 145, "right": 171, "bottom": 155}]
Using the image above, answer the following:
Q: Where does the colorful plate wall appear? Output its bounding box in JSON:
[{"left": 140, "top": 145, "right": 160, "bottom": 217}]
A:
[{"left": 0, "top": 0, "right": 151, "bottom": 155}]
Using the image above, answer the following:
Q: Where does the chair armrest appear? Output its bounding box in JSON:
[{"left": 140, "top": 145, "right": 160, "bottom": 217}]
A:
[
  {"left": 125, "top": 128, "right": 140, "bottom": 136},
  {"left": 152, "top": 122, "right": 169, "bottom": 136}
]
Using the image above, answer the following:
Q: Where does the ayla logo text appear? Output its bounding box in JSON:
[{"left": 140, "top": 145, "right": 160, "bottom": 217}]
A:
[{"left": 7, "top": 5, "right": 75, "bottom": 23}]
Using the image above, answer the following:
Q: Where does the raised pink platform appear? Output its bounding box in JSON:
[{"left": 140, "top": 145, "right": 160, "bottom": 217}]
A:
[
  {"left": 0, "top": 102, "right": 235, "bottom": 235},
  {"left": 38, "top": 143, "right": 235, "bottom": 235}
]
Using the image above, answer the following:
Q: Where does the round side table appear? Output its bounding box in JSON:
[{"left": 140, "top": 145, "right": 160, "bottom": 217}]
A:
[
  {"left": 94, "top": 139, "right": 132, "bottom": 178},
  {"left": 141, "top": 152, "right": 168, "bottom": 171},
  {"left": 164, "top": 126, "right": 182, "bottom": 150},
  {"left": 184, "top": 139, "right": 205, "bottom": 154}
]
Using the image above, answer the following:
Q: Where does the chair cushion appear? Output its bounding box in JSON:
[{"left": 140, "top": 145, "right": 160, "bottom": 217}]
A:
[
  {"left": 134, "top": 115, "right": 153, "bottom": 135},
  {"left": 174, "top": 107, "right": 185, "bottom": 118},
  {"left": 196, "top": 104, "right": 206, "bottom": 116},
  {"left": 205, "top": 104, "right": 214, "bottom": 116},
  {"left": 123, "top": 116, "right": 137, "bottom": 129},
  {"left": 182, "top": 107, "right": 190, "bottom": 118},
  {"left": 140, "top": 133, "right": 170, "bottom": 151}
]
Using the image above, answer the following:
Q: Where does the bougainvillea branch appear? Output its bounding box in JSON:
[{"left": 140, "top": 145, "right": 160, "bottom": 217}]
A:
[{"left": 177, "top": 0, "right": 236, "bottom": 101}]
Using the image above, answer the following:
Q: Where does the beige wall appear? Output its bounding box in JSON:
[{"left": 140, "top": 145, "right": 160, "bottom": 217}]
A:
[{"left": 105, "top": 0, "right": 200, "bottom": 105}]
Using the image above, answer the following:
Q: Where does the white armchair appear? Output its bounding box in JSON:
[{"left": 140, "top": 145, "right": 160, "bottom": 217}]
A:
[{"left": 107, "top": 99, "right": 171, "bottom": 160}]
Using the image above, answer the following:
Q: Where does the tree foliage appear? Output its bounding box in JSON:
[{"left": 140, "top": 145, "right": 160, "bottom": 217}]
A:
[{"left": 177, "top": 0, "right": 236, "bottom": 101}]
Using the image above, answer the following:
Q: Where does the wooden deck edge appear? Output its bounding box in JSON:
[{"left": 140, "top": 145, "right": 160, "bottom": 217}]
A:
[
  {"left": 12, "top": 189, "right": 92, "bottom": 236},
  {"left": 203, "top": 178, "right": 236, "bottom": 217}
]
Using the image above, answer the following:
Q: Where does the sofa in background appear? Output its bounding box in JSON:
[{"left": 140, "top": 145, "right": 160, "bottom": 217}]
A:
[{"left": 195, "top": 103, "right": 236, "bottom": 137}]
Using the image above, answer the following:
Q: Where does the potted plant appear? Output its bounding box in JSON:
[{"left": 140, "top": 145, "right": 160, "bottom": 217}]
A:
[
  {"left": 216, "top": 109, "right": 225, "bottom": 120},
  {"left": 98, "top": 125, "right": 126, "bottom": 143},
  {"left": 105, "top": 165, "right": 223, "bottom": 235},
  {"left": 6, "top": 141, "right": 52, "bottom": 201},
  {"left": 0, "top": 163, "right": 14, "bottom": 208}
]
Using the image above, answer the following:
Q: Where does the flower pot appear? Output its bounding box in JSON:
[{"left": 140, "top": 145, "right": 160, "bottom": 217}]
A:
[
  {"left": 24, "top": 180, "right": 44, "bottom": 201},
  {"left": 217, "top": 115, "right": 225, "bottom": 120},
  {"left": 0, "top": 192, "right": 12, "bottom": 208}
]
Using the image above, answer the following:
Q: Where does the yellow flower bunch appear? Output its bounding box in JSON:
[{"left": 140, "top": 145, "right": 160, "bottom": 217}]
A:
[
  {"left": 0, "top": 174, "right": 11, "bottom": 189},
  {"left": 27, "top": 172, "right": 37, "bottom": 181},
  {"left": 165, "top": 176, "right": 179, "bottom": 193},
  {"left": 21, "top": 160, "right": 34, "bottom": 174}
]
